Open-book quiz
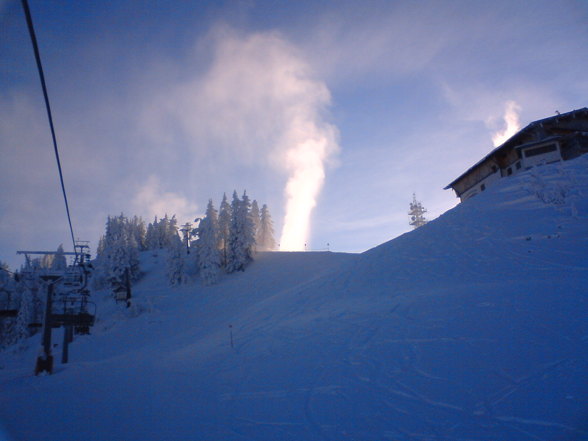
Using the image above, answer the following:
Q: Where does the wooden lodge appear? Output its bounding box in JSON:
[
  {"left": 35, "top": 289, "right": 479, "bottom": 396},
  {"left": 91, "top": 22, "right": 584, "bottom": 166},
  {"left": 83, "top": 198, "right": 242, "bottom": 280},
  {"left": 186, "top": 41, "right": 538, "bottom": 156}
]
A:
[{"left": 445, "top": 107, "right": 588, "bottom": 201}]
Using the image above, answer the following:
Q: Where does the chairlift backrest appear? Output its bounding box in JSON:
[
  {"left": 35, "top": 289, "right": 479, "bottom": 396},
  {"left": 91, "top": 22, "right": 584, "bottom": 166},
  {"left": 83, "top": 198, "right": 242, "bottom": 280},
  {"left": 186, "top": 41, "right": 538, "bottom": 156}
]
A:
[{"left": 50, "top": 297, "right": 96, "bottom": 328}]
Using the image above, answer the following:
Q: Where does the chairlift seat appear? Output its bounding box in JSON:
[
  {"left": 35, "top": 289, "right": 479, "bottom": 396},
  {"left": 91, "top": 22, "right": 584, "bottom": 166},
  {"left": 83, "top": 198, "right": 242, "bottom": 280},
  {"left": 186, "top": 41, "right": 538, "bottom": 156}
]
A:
[
  {"left": 51, "top": 312, "right": 95, "bottom": 327},
  {"left": 62, "top": 267, "right": 83, "bottom": 285},
  {"left": 63, "top": 279, "right": 82, "bottom": 287}
]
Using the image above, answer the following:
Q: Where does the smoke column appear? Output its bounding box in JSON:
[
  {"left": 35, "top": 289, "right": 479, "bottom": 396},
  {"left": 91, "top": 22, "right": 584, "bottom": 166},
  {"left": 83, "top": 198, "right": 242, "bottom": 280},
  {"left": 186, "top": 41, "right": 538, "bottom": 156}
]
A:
[{"left": 492, "top": 100, "right": 521, "bottom": 146}]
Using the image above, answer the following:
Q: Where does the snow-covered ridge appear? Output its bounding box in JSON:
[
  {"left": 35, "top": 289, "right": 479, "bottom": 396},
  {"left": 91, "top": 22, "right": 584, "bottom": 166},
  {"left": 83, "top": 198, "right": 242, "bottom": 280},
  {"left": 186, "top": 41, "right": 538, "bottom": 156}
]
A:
[{"left": 1, "top": 156, "right": 587, "bottom": 441}]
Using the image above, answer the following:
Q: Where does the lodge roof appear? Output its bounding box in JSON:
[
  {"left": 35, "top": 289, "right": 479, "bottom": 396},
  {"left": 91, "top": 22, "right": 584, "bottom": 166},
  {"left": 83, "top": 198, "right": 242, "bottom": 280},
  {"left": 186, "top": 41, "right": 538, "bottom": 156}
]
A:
[{"left": 444, "top": 107, "right": 588, "bottom": 190}]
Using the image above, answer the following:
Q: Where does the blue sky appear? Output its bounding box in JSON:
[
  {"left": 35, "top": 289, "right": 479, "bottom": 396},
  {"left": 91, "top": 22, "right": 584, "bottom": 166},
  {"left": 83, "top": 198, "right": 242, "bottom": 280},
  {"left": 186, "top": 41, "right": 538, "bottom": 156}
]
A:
[{"left": 1, "top": 0, "right": 587, "bottom": 268}]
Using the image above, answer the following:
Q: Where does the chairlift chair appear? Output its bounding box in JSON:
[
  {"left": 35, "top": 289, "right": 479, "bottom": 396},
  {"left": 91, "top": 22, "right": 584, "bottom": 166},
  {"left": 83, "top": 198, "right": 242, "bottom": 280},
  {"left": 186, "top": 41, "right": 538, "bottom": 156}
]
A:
[
  {"left": 0, "top": 309, "right": 17, "bottom": 318},
  {"left": 62, "top": 267, "right": 83, "bottom": 287},
  {"left": 50, "top": 297, "right": 96, "bottom": 328}
]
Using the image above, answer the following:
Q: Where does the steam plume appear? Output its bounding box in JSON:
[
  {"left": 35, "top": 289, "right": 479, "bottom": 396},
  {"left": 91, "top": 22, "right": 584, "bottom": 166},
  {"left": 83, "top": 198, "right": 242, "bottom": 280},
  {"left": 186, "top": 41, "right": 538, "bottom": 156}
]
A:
[
  {"left": 279, "top": 121, "right": 338, "bottom": 250},
  {"left": 133, "top": 176, "right": 198, "bottom": 222},
  {"left": 143, "top": 28, "right": 340, "bottom": 251},
  {"left": 492, "top": 100, "right": 521, "bottom": 146}
]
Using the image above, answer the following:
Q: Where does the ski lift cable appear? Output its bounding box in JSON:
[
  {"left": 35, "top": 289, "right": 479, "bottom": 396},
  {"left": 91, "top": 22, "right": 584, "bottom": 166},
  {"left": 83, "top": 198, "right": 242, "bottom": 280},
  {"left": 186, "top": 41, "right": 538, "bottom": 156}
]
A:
[
  {"left": 0, "top": 267, "right": 36, "bottom": 291},
  {"left": 0, "top": 267, "right": 16, "bottom": 277},
  {"left": 21, "top": 0, "right": 78, "bottom": 256}
]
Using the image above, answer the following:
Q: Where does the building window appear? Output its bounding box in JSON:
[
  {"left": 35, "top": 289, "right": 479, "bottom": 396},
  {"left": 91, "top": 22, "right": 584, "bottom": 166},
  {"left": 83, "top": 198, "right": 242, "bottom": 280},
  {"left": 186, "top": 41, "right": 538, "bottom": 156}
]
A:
[
  {"left": 516, "top": 162, "right": 521, "bottom": 170},
  {"left": 491, "top": 165, "right": 498, "bottom": 173},
  {"left": 481, "top": 184, "right": 486, "bottom": 191},
  {"left": 524, "top": 144, "right": 557, "bottom": 158},
  {"left": 507, "top": 167, "right": 513, "bottom": 176}
]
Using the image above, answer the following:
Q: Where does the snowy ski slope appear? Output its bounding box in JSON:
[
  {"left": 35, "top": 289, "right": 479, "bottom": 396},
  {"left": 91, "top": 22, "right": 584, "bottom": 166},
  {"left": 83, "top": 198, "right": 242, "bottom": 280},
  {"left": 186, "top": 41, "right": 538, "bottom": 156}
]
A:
[{"left": 1, "top": 156, "right": 587, "bottom": 441}]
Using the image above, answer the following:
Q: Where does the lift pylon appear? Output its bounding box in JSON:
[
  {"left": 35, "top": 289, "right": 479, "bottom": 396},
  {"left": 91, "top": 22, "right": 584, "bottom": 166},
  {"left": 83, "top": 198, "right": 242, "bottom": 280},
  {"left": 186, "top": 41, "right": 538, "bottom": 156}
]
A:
[{"left": 16, "top": 245, "right": 96, "bottom": 375}]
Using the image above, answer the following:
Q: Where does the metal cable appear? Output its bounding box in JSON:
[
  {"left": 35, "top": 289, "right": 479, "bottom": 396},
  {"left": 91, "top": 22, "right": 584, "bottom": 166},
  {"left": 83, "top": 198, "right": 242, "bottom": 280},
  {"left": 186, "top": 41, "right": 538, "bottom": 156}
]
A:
[
  {"left": 0, "top": 267, "right": 16, "bottom": 277},
  {"left": 21, "top": 0, "right": 78, "bottom": 255}
]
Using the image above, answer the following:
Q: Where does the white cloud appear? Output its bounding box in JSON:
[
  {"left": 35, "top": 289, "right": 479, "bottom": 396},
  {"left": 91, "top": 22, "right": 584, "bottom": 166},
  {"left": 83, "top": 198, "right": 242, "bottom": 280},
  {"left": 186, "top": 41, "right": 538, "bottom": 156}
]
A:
[{"left": 302, "top": 2, "right": 457, "bottom": 83}]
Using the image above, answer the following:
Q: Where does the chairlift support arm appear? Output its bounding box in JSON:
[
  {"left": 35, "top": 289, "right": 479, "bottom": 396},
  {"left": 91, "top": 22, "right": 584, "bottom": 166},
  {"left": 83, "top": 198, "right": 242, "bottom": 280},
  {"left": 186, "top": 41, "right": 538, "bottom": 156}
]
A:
[{"left": 17, "top": 251, "right": 78, "bottom": 256}]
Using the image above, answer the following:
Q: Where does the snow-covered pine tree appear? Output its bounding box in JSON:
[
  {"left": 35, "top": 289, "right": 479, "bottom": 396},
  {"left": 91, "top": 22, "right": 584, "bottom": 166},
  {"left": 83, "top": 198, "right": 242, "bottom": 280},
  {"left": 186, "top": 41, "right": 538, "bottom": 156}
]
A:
[
  {"left": 158, "top": 215, "right": 169, "bottom": 248},
  {"left": 96, "top": 235, "right": 106, "bottom": 257},
  {"left": 129, "top": 216, "right": 147, "bottom": 251},
  {"left": 94, "top": 214, "right": 141, "bottom": 289},
  {"left": 11, "top": 258, "right": 45, "bottom": 340},
  {"left": 18, "top": 256, "right": 43, "bottom": 324},
  {"left": 166, "top": 215, "right": 179, "bottom": 248},
  {"left": 0, "top": 261, "right": 12, "bottom": 294},
  {"left": 94, "top": 216, "right": 115, "bottom": 287},
  {"left": 250, "top": 200, "right": 261, "bottom": 248},
  {"left": 258, "top": 204, "right": 277, "bottom": 251},
  {"left": 51, "top": 244, "right": 67, "bottom": 271},
  {"left": 145, "top": 216, "right": 159, "bottom": 250},
  {"left": 14, "top": 288, "right": 32, "bottom": 343},
  {"left": 409, "top": 193, "right": 428, "bottom": 229},
  {"left": 197, "top": 200, "right": 222, "bottom": 285},
  {"left": 166, "top": 234, "right": 189, "bottom": 286},
  {"left": 226, "top": 191, "right": 241, "bottom": 273},
  {"left": 241, "top": 192, "right": 256, "bottom": 257},
  {"left": 40, "top": 253, "right": 53, "bottom": 269},
  {"left": 226, "top": 191, "right": 255, "bottom": 273},
  {"left": 108, "top": 226, "right": 140, "bottom": 287},
  {"left": 218, "top": 193, "right": 232, "bottom": 266},
  {"left": 179, "top": 222, "right": 192, "bottom": 255},
  {"left": 144, "top": 214, "right": 180, "bottom": 250},
  {"left": 0, "top": 262, "right": 16, "bottom": 348}
]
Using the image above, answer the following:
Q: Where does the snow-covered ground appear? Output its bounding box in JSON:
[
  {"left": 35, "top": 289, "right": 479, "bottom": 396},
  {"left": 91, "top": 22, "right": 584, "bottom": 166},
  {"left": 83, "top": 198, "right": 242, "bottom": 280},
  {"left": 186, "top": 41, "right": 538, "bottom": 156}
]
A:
[{"left": 1, "top": 156, "right": 587, "bottom": 441}]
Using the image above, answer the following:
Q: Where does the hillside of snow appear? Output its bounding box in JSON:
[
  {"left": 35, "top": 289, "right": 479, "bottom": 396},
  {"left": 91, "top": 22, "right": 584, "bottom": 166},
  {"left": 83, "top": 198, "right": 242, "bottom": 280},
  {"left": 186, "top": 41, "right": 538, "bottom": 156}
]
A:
[{"left": 1, "top": 156, "right": 587, "bottom": 441}]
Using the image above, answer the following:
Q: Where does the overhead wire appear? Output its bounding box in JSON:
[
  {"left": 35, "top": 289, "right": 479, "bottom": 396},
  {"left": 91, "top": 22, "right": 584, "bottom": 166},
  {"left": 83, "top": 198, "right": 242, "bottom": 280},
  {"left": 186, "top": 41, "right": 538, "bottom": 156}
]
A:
[
  {"left": 0, "top": 267, "right": 16, "bottom": 277},
  {"left": 20, "top": 0, "right": 78, "bottom": 257}
]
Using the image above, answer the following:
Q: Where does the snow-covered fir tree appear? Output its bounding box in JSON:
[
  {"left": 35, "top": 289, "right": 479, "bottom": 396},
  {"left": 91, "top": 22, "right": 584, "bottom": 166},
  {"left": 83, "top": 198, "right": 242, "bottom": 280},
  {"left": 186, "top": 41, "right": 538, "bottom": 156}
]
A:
[
  {"left": 129, "top": 216, "right": 147, "bottom": 251},
  {"left": 108, "top": 233, "right": 140, "bottom": 287},
  {"left": 258, "top": 204, "right": 277, "bottom": 251},
  {"left": 164, "top": 215, "right": 179, "bottom": 247},
  {"left": 14, "top": 285, "right": 33, "bottom": 343},
  {"left": 179, "top": 222, "right": 193, "bottom": 255},
  {"left": 145, "top": 217, "right": 159, "bottom": 250},
  {"left": 0, "top": 262, "right": 16, "bottom": 348},
  {"left": 166, "top": 234, "right": 189, "bottom": 286},
  {"left": 0, "top": 261, "right": 12, "bottom": 296},
  {"left": 409, "top": 193, "right": 428, "bottom": 229},
  {"left": 94, "top": 214, "right": 141, "bottom": 289},
  {"left": 6, "top": 260, "right": 44, "bottom": 347},
  {"left": 217, "top": 193, "right": 232, "bottom": 266},
  {"left": 157, "top": 215, "right": 170, "bottom": 248},
  {"left": 250, "top": 200, "right": 261, "bottom": 247},
  {"left": 16, "top": 259, "right": 44, "bottom": 333},
  {"left": 51, "top": 244, "right": 67, "bottom": 271},
  {"left": 226, "top": 191, "right": 256, "bottom": 273},
  {"left": 40, "top": 253, "right": 53, "bottom": 269},
  {"left": 145, "top": 214, "right": 179, "bottom": 250},
  {"left": 197, "top": 200, "right": 222, "bottom": 285},
  {"left": 96, "top": 235, "right": 106, "bottom": 257}
]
